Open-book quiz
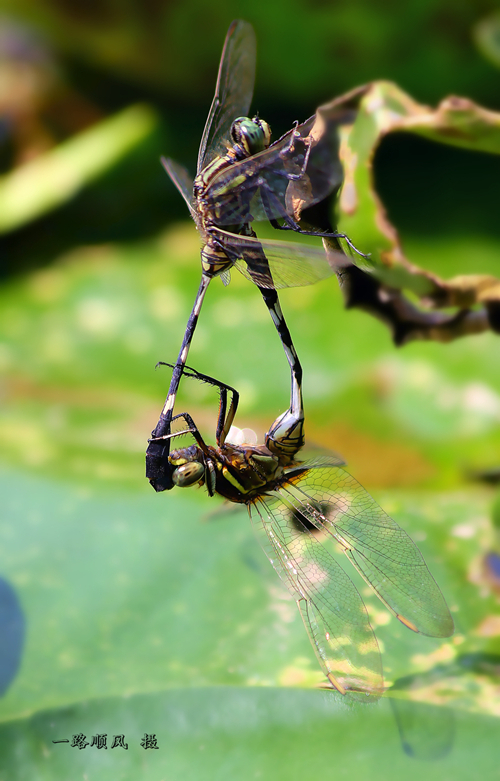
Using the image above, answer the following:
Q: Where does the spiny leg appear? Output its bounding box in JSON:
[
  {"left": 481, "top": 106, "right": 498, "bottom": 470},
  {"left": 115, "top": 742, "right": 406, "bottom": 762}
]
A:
[
  {"left": 155, "top": 362, "right": 239, "bottom": 448},
  {"left": 146, "top": 273, "right": 212, "bottom": 491},
  {"left": 258, "top": 285, "right": 305, "bottom": 461},
  {"left": 270, "top": 215, "right": 366, "bottom": 256},
  {"left": 261, "top": 125, "right": 369, "bottom": 258},
  {"left": 259, "top": 184, "right": 368, "bottom": 257},
  {"left": 149, "top": 411, "right": 203, "bottom": 447},
  {"left": 149, "top": 409, "right": 217, "bottom": 495}
]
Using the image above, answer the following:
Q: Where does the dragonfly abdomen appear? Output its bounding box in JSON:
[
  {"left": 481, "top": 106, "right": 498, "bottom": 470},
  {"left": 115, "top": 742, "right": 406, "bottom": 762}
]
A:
[{"left": 200, "top": 241, "right": 234, "bottom": 278}]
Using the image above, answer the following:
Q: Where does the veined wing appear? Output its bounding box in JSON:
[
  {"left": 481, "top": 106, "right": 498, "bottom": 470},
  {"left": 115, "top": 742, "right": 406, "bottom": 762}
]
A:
[
  {"left": 161, "top": 157, "right": 198, "bottom": 224},
  {"left": 281, "top": 466, "right": 454, "bottom": 638},
  {"left": 203, "top": 114, "right": 343, "bottom": 225},
  {"left": 251, "top": 494, "right": 384, "bottom": 696},
  {"left": 285, "top": 453, "right": 347, "bottom": 476},
  {"left": 197, "top": 20, "right": 256, "bottom": 175},
  {"left": 213, "top": 228, "right": 351, "bottom": 289}
]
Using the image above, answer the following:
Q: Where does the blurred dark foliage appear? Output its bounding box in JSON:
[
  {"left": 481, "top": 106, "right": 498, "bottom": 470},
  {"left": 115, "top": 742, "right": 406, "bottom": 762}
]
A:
[{"left": 1, "top": 0, "right": 500, "bottom": 278}]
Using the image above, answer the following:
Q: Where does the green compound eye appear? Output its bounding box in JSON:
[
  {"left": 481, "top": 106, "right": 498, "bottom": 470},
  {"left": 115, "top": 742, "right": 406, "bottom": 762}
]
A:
[
  {"left": 172, "top": 461, "right": 205, "bottom": 487},
  {"left": 230, "top": 116, "right": 272, "bottom": 156}
]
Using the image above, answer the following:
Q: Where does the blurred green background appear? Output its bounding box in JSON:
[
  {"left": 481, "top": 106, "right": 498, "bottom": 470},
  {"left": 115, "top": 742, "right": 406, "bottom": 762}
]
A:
[{"left": 0, "top": 1, "right": 499, "bottom": 778}]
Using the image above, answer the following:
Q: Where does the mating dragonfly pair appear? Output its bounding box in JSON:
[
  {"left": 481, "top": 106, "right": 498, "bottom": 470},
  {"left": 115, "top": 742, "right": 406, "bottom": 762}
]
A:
[{"left": 147, "top": 20, "right": 453, "bottom": 696}]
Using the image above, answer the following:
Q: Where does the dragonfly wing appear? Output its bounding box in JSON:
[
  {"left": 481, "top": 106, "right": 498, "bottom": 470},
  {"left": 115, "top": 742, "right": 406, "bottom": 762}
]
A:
[
  {"left": 282, "top": 466, "right": 454, "bottom": 638},
  {"left": 252, "top": 494, "right": 384, "bottom": 696},
  {"left": 204, "top": 113, "right": 345, "bottom": 224},
  {"left": 285, "top": 454, "right": 347, "bottom": 478},
  {"left": 197, "top": 20, "right": 256, "bottom": 174},
  {"left": 213, "top": 228, "right": 351, "bottom": 290},
  {"left": 161, "top": 157, "right": 198, "bottom": 224}
]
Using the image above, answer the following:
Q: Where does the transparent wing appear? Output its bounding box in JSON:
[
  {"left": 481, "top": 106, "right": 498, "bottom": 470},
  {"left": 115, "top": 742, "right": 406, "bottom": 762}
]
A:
[
  {"left": 252, "top": 495, "right": 384, "bottom": 696},
  {"left": 213, "top": 228, "right": 351, "bottom": 289},
  {"left": 203, "top": 114, "right": 343, "bottom": 225},
  {"left": 161, "top": 157, "right": 198, "bottom": 224},
  {"left": 286, "top": 454, "right": 347, "bottom": 474},
  {"left": 281, "top": 466, "right": 454, "bottom": 638},
  {"left": 197, "top": 20, "right": 256, "bottom": 174}
]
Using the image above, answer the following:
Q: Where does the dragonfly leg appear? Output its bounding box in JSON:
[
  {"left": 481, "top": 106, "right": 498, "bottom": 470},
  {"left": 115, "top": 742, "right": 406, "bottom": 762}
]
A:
[
  {"left": 149, "top": 411, "right": 212, "bottom": 467},
  {"left": 211, "top": 232, "right": 304, "bottom": 459},
  {"left": 270, "top": 215, "right": 369, "bottom": 258},
  {"left": 149, "top": 411, "right": 200, "bottom": 444},
  {"left": 146, "top": 273, "right": 212, "bottom": 491},
  {"left": 269, "top": 121, "right": 313, "bottom": 182},
  {"left": 156, "top": 362, "right": 239, "bottom": 448},
  {"left": 257, "top": 181, "right": 368, "bottom": 260},
  {"left": 263, "top": 199, "right": 368, "bottom": 260},
  {"left": 258, "top": 286, "right": 305, "bottom": 461}
]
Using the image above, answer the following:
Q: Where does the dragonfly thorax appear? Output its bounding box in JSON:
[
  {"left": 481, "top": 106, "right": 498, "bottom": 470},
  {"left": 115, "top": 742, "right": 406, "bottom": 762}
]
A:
[
  {"left": 169, "top": 440, "right": 284, "bottom": 502},
  {"left": 230, "top": 116, "right": 271, "bottom": 159},
  {"left": 212, "top": 443, "right": 285, "bottom": 502}
]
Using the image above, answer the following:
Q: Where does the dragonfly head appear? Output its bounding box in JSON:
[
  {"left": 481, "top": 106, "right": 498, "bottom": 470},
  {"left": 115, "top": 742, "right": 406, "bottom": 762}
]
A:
[
  {"left": 169, "top": 446, "right": 206, "bottom": 488},
  {"left": 230, "top": 116, "right": 272, "bottom": 158}
]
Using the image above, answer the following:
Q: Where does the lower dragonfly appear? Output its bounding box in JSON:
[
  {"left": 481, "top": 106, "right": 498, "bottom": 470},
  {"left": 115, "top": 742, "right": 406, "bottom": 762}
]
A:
[{"left": 150, "top": 362, "right": 454, "bottom": 696}]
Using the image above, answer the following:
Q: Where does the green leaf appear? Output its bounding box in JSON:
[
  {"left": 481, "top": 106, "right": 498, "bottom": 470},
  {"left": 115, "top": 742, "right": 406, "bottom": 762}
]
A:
[
  {"left": 0, "top": 688, "right": 499, "bottom": 780},
  {"left": 1, "top": 468, "right": 498, "bottom": 716},
  {"left": 317, "top": 83, "right": 500, "bottom": 341},
  {"left": 0, "top": 105, "right": 159, "bottom": 233}
]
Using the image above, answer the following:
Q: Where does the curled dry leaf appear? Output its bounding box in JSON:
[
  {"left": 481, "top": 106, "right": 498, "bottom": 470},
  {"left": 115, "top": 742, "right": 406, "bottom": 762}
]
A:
[{"left": 307, "top": 82, "right": 500, "bottom": 344}]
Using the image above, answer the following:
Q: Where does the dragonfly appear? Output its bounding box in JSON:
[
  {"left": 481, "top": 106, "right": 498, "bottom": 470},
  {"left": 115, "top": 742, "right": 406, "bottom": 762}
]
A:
[
  {"left": 150, "top": 363, "right": 454, "bottom": 697},
  {"left": 146, "top": 19, "right": 361, "bottom": 491}
]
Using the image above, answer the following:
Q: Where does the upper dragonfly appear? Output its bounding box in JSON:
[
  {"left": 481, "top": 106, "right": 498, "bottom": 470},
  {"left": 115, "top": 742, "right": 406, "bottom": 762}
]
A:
[{"left": 146, "top": 20, "right": 360, "bottom": 491}]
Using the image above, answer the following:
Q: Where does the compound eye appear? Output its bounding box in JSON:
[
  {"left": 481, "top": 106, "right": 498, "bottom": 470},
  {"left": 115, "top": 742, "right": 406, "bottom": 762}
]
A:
[
  {"left": 256, "top": 118, "right": 272, "bottom": 149},
  {"left": 230, "top": 117, "right": 248, "bottom": 146},
  {"left": 172, "top": 461, "right": 204, "bottom": 487},
  {"left": 230, "top": 116, "right": 271, "bottom": 156}
]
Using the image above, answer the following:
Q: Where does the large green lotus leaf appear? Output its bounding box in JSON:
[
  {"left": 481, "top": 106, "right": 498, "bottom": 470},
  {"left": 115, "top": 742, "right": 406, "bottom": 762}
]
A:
[
  {"left": 0, "top": 465, "right": 498, "bottom": 778},
  {"left": 0, "top": 687, "right": 498, "bottom": 781},
  {"left": 0, "top": 468, "right": 498, "bottom": 722},
  {"left": 0, "top": 238, "right": 498, "bottom": 780}
]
